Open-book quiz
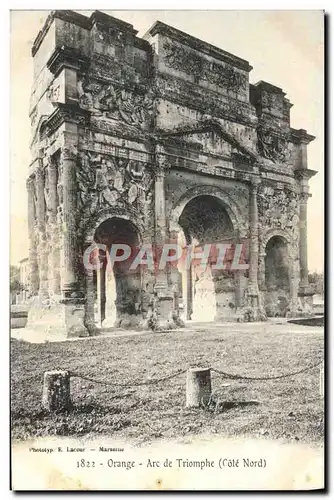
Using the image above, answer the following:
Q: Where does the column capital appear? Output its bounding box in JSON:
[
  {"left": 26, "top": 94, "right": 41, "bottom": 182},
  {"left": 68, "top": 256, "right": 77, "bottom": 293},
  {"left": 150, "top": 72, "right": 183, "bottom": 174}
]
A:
[
  {"left": 250, "top": 178, "right": 261, "bottom": 191},
  {"left": 35, "top": 163, "right": 45, "bottom": 177},
  {"left": 155, "top": 144, "right": 171, "bottom": 177},
  {"left": 26, "top": 175, "right": 35, "bottom": 189},
  {"left": 61, "top": 147, "right": 78, "bottom": 162},
  {"left": 299, "top": 192, "right": 311, "bottom": 203}
]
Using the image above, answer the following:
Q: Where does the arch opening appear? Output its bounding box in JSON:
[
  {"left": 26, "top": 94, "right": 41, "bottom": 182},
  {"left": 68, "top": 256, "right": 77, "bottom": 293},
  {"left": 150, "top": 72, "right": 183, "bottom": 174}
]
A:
[
  {"left": 93, "top": 217, "right": 141, "bottom": 329},
  {"left": 176, "top": 195, "right": 238, "bottom": 323},
  {"left": 264, "top": 235, "right": 290, "bottom": 317}
]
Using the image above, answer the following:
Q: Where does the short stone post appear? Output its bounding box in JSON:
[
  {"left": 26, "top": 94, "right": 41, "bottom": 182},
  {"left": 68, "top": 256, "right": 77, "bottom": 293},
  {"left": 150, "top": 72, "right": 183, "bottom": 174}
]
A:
[
  {"left": 42, "top": 371, "right": 71, "bottom": 411},
  {"left": 186, "top": 368, "right": 212, "bottom": 408}
]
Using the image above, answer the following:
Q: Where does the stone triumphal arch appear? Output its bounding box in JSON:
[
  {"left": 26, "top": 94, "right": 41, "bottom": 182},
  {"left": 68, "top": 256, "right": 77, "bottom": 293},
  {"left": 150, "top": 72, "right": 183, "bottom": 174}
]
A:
[{"left": 27, "top": 10, "right": 317, "bottom": 338}]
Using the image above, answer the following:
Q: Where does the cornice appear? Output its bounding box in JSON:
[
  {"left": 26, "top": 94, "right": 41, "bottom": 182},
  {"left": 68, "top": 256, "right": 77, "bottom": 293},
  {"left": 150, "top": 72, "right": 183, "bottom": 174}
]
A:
[{"left": 144, "top": 21, "right": 252, "bottom": 72}]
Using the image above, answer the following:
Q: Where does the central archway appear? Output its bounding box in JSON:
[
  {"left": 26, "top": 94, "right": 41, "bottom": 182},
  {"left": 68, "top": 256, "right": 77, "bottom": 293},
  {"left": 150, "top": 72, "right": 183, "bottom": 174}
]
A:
[
  {"left": 93, "top": 217, "right": 142, "bottom": 329},
  {"left": 176, "top": 194, "right": 237, "bottom": 322}
]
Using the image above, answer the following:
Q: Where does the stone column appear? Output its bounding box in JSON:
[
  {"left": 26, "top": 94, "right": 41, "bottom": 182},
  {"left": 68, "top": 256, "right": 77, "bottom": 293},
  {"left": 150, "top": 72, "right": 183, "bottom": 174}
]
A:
[
  {"left": 248, "top": 181, "right": 260, "bottom": 299},
  {"left": 299, "top": 192, "right": 311, "bottom": 292},
  {"left": 47, "top": 159, "right": 61, "bottom": 295},
  {"left": 247, "top": 180, "right": 266, "bottom": 320},
  {"left": 26, "top": 176, "right": 39, "bottom": 296},
  {"left": 186, "top": 267, "right": 193, "bottom": 320},
  {"left": 52, "top": 145, "right": 88, "bottom": 337},
  {"left": 288, "top": 257, "right": 300, "bottom": 316},
  {"left": 84, "top": 268, "right": 97, "bottom": 335},
  {"left": 258, "top": 250, "right": 266, "bottom": 291},
  {"left": 61, "top": 148, "right": 79, "bottom": 297},
  {"left": 168, "top": 227, "right": 184, "bottom": 327},
  {"left": 154, "top": 153, "right": 168, "bottom": 287},
  {"left": 296, "top": 190, "right": 314, "bottom": 315},
  {"left": 35, "top": 165, "right": 49, "bottom": 300},
  {"left": 294, "top": 153, "right": 317, "bottom": 312},
  {"left": 152, "top": 146, "right": 176, "bottom": 330}
]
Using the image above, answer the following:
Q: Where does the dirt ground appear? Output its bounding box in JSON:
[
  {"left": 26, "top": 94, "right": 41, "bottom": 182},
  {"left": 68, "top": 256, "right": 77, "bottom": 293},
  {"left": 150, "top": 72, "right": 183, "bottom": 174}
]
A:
[{"left": 11, "top": 322, "right": 324, "bottom": 445}]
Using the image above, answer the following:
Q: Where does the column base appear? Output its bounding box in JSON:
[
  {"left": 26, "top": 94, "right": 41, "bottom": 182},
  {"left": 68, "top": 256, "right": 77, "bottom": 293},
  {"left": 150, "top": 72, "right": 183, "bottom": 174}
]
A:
[
  {"left": 151, "top": 282, "right": 182, "bottom": 330},
  {"left": 298, "top": 285, "right": 315, "bottom": 297},
  {"left": 294, "top": 286, "right": 315, "bottom": 317},
  {"left": 235, "top": 293, "right": 267, "bottom": 322},
  {"left": 146, "top": 284, "right": 184, "bottom": 331},
  {"left": 114, "top": 313, "right": 144, "bottom": 330},
  {"left": 26, "top": 295, "right": 89, "bottom": 341}
]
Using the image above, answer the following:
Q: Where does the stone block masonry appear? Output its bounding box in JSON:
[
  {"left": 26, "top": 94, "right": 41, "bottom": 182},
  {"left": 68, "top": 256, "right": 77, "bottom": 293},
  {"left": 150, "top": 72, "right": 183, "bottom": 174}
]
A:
[{"left": 27, "top": 10, "right": 316, "bottom": 338}]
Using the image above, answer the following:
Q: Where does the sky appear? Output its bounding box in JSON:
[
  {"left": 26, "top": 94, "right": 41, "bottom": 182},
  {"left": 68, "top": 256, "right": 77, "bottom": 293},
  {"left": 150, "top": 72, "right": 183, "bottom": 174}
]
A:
[{"left": 10, "top": 10, "right": 324, "bottom": 271}]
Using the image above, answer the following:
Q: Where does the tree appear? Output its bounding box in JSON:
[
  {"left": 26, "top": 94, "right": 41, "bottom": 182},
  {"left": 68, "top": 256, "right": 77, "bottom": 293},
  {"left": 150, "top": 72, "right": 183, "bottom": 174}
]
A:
[
  {"left": 308, "top": 272, "right": 324, "bottom": 296},
  {"left": 10, "top": 265, "right": 24, "bottom": 294}
]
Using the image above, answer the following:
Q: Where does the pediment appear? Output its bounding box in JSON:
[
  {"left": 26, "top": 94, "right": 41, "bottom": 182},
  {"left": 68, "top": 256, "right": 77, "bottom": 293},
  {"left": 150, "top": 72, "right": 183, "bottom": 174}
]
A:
[
  {"left": 157, "top": 119, "right": 258, "bottom": 162},
  {"left": 30, "top": 113, "right": 49, "bottom": 148}
]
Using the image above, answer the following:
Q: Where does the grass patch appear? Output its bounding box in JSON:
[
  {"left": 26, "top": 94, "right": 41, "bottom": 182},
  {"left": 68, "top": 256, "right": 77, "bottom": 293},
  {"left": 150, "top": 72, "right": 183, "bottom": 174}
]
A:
[{"left": 11, "top": 325, "right": 324, "bottom": 445}]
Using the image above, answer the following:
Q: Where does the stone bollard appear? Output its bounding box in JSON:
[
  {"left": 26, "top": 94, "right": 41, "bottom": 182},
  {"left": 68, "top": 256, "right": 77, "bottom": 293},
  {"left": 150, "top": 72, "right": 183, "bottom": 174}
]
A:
[
  {"left": 42, "top": 370, "right": 71, "bottom": 411},
  {"left": 186, "top": 367, "right": 212, "bottom": 408}
]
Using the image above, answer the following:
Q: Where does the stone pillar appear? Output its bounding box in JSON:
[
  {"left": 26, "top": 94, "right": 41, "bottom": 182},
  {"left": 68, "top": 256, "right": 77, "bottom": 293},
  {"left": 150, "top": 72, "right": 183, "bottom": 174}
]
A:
[
  {"left": 293, "top": 143, "right": 317, "bottom": 312},
  {"left": 26, "top": 176, "right": 39, "bottom": 296},
  {"left": 248, "top": 181, "right": 259, "bottom": 299},
  {"left": 96, "top": 264, "right": 103, "bottom": 328},
  {"left": 288, "top": 257, "right": 300, "bottom": 316},
  {"left": 258, "top": 250, "right": 266, "bottom": 292},
  {"left": 47, "top": 145, "right": 87, "bottom": 338},
  {"left": 47, "top": 158, "right": 61, "bottom": 295},
  {"left": 42, "top": 371, "right": 71, "bottom": 411},
  {"left": 154, "top": 152, "right": 168, "bottom": 287},
  {"left": 84, "top": 268, "right": 98, "bottom": 335},
  {"left": 297, "top": 191, "right": 314, "bottom": 314},
  {"left": 186, "top": 368, "right": 212, "bottom": 408},
  {"left": 152, "top": 146, "right": 176, "bottom": 330},
  {"left": 299, "top": 192, "right": 311, "bottom": 292},
  {"left": 61, "top": 148, "right": 79, "bottom": 297},
  {"left": 234, "top": 270, "right": 246, "bottom": 307},
  {"left": 186, "top": 266, "right": 193, "bottom": 320},
  {"left": 35, "top": 164, "right": 49, "bottom": 300},
  {"left": 168, "top": 227, "right": 184, "bottom": 327},
  {"left": 247, "top": 180, "right": 266, "bottom": 320}
]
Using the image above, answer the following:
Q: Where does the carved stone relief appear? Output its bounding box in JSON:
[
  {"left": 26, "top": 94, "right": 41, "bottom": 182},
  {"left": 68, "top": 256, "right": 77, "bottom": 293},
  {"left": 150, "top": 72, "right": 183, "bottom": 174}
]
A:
[
  {"left": 257, "top": 127, "right": 291, "bottom": 163},
  {"left": 78, "top": 78, "right": 154, "bottom": 129},
  {"left": 163, "top": 40, "right": 247, "bottom": 93},
  {"left": 46, "top": 84, "right": 61, "bottom": 103},
  {"left": 258, "top": 185, "right": 299, "bottom": 252},
  {"left": 76, "top": 151, "right": 154, "bottom": 235}
]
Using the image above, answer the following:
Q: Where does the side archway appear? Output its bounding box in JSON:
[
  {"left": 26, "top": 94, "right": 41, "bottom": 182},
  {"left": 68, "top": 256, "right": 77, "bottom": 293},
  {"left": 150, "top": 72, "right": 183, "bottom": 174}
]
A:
[
  {"left": 83, "top": 212, "right": 144, "bottom": 331},
  {"left": 263, "top": 233, "right": 291, "bottom": 317}
]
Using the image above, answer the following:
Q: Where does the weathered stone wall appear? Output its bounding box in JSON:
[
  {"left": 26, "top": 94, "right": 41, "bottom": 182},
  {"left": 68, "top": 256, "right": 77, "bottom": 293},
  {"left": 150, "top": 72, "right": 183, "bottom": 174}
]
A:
[{"left": 27, "top": 10, "right": 317, "bottom": 336}]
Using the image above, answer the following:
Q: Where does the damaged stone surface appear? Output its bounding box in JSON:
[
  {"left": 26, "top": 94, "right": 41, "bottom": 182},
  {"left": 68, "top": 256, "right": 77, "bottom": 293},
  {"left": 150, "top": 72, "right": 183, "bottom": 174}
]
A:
[{"left": 27, "top": 10, "right": 316, "bottom": 338}]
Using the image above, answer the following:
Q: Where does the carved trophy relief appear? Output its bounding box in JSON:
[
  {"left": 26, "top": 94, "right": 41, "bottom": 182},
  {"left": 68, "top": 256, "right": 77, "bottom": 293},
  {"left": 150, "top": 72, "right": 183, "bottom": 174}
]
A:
[
  {"left": 258, "top": 186, "right": 299, "bottom": 241},
  {"left": 128, "top": 184, "right": 138, "bottom": 204},
  {"left": 78, "top": 78, "right": 154, "bottom": 129},
  {"left": 46, "top": 84, "right": 61, "bottom": 103},
  {"left": 114, "top": 170, "right": 124, "bottom": 192},
  {"left": 76, "top": 151, "right": 154, "bottom": 232},
  {"left": 257, "top": 127, "right": 291, "bottom": 163}
]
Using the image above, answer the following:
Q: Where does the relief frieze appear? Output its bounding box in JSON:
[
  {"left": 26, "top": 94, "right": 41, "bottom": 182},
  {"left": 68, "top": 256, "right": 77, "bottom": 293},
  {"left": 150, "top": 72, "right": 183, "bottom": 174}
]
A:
[
  {"left": 78, "top": 77, "right": 154, "bottom": 130},
  {"left": 258, "top": 185, "right": 299, "bottom": 240},
  {"left": 257, "top": 127, "right": 291, "bottom": 163},
  {"left": 163, "top": 40, "right": 248, "bottom": 93},
  {"left": 76, "top": 151, "right": 154, "bottom": 233}
]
